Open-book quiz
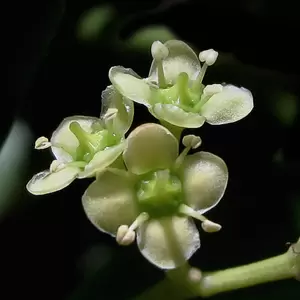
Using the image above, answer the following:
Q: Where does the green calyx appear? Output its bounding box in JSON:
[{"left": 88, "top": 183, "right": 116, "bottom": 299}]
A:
[
  {"left": 151, "top": 72, "right": 204, "bottom": 113},
  {"left": 136, "top": 169, "right": 182, "bottom": 218},
  {"left": 69, "top": 121, "right": 120, "bottom": 162}
]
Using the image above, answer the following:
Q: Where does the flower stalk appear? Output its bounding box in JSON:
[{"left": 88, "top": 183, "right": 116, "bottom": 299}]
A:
[{"left": 134, "top": 239, "right": 300, "bottom": 299}]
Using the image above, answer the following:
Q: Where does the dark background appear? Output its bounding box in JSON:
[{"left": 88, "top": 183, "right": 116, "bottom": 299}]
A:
[{"left": 1, "top": 0, "right": 300, "bottom": 299}]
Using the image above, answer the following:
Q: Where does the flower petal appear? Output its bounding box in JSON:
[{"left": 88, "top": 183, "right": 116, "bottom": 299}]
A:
[
  {"left": 123, "top": 123, "right": 178, "bottom": 175},
  {"left": 82, "top": 171, "right": 138, "bottom": 236},
  {"left": 148, "top": 40, "right": 201, "bottom": 85},
  {"left": 51, "top": 116, "right": 101, "bottom": 162},
  {"left": 26, "top": 166, "right": 80, "bottom": 195},
  {"left": 137, "top": 216, "right": 200, "bottom": 269},
  {"left": 100, "top": 85, "right": 134, "bottom": 135},
  {"left": 200, "top": 85, "right": 254, "bottom": 125},
  {"left": 151, "top": 103, "right": 206, "bottom": 128},
  {"left": 181, "top": 151, "right": 228, "bottom": 214},
  {"left": 78, "top": 141, "right": 126, "bottom": 178},
  {"left": 109, "top": 66, "right": 152, "bottom": 106}
]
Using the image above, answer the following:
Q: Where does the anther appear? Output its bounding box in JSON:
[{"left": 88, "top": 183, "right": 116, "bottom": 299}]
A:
[
  {"left": 151, "top": 41, "right": 169, "bottom": 61},
  {"left": 179, "top": 204, "right": 222, "bottom": 233},
  {"left": 50, "top": 160, "right": 65, "bottom": 173},
  {"left": 35, "top": 136, "right": 51, "bottom": 150},
  {"left": 116, "top": 225, "right": 136, "bottom": 246}
]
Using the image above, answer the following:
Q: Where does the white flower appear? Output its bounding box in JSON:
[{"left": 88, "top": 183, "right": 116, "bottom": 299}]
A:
[
  {"left": 82, "top": 123, "right": 228, "bottom": 269},
  {"left": 109, "top": 40, "right": 253, "bottom": 129},
  {"left": 26, "top": 87, "right": 133, "bottom": 195}
]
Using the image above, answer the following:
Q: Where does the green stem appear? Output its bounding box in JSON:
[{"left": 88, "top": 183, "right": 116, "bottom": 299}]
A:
[
  {"left": 198, "top": 253, "right": 293, "bottom": 297},
  {"left": 134, "top": 242, "right": 300, "bottom": 300}
]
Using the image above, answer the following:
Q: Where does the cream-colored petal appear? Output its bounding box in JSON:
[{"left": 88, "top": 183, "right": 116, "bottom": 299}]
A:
[
  {"left": 137, "top": 216, "right": 200, "bottom": 269},
  {"left": 109, "top": 66, "right": 152, "bottom": 106},
  {"left": 148, "top": 40, "right": 201, "bottom": 85},
  {"left": 51, "top": 116, "right": 101, "bottom": 162},
  {"left": 100, "top": 85, "right": 134, "bottom": 135},
  {"left": 151, "top": 103, "right": 206, "bottom": 128},
  {"left": 26, "top": 166, "right": 80, "bottom": 195},
  {"left": 82, "top": 171, "right": 138, "bottom": 236},
  {"left": 123, "top": 123, "right": 178, "bottom": 175},
  {"left": 181, "top": 151, "right": 228, "bottom": 214},
  {"left": 200, "top": 85, "right": 254, "bottom": 125},
  {"left": 78, "top": 141, "right": 126, "bottom": 178}
]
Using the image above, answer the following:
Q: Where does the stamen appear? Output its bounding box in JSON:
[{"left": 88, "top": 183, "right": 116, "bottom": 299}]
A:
[
  {"left": 50, "top": 160, "right": 65, "bottom": 173},
  {"left": 116, "top": 212, "right": 149, "bottom": 246},
  {"left": 151, "top": 41, "right": 169, "bottom": 61},
  {"left": 151, "top": 41, "right": 169, "bottom": 88},
  {"left": 201, "top": 220, "right": 222, "bottom": 233},
  {"left": 182, "top": 135, "right": 202, "bottom": 149},
  {"left": 35, "top": 136, "right": 51, "bottom": 150},
  {"left": 197, "top": 63, "right": 208, "bottom": 84},
  {"left": 194, "top": 84, "right": 223, "bottom": 110},
  {"left": 103, "top": 108, "right": 118, "bottom": 132},
  {"left": 178, "top": 204, "right": 222, "bottom": 233},
  {"left": 197, "top": 49, "right": 219, "bottom": 84},
  {"left": 199, "top": 49, "right": 218, "bottom": 66},
  {"left": 128, "top": 212, "right": 149, "bottom": 231},
  {"left": 116, "top": 225, "right": 135, "bottom": 246},
  {"left": 174, "top": 135, "right": 201, "bottom": 169}
]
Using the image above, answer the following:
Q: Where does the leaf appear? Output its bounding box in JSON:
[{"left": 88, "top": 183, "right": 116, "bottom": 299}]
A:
[
  {"left": 126, "top": 25, "right": 177, "bottom": 52},
  {"left": 76, "top": 5, "right": 116, "bottom": 41}
]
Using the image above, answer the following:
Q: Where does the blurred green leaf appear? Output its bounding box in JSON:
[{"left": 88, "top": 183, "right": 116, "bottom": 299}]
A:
[
  {"left": 270, "top": 91, "right": 298, "bottom": 127},
  {"left": 76, "top": 5, "right": 116, "bottom": 41},
  {"left": 0, "top": 119, "right": 33, "bottom": 219},
  {"left": 125, "top": 25, "right": 177, "bottom": 52}
]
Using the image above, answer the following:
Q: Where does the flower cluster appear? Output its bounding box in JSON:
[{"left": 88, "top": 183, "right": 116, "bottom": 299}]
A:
[{"left": 26, "top": 40, "right": 253, "bottom": 269}]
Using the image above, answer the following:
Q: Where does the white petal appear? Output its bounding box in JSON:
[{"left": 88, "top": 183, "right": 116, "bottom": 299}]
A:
[
  {"left": 200, "top": 85, "right": 254, "bottom": 125},
  {"left": 109, "top": 66, "right": 152, "bottom": 106},
  {"left": 78, "top": 141, "right": 126, "bottom": 178},
  {"left": 148, "top": 40, "right": 201, "bottom": 85},
  {"left": 82, "top": 171, "right": 138, "bottom": 236},
  {"left": 51, "top": 116, "right": 101, "bottom": 162},
  {"left": 123, "top": 123, "right": 178, "bottom": 175},
  {"left": 181, "top": 152, "right": 228, "bottom": 213},
  {"left": 26, "top": 166, "right": 80, "bottom": 195},
  {"left": 151, "top": 103, "right": 206, "bottom": 128},
  {"left": 137, "top": 216, "right": 200, "bottom": 269},
  {"left": 100, "top": 85, "right": 134, "bottom": 135}
]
